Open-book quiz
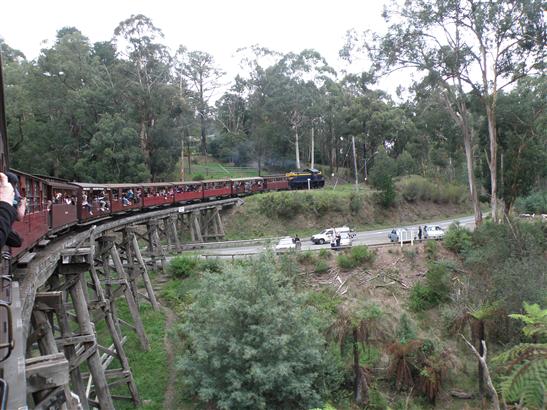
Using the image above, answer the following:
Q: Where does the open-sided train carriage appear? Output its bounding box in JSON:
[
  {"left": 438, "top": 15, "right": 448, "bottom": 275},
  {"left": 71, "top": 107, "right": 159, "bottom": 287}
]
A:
[
  {"left": 105, "top": 183, "right": 142, "bottom": 213},
  {"left": 173, "top": 181, "right": 203, "bottom": 203},
  {"left": 202, "top": 179, "right": 232, "bottom": 200},
  {"left": 231, "top": 177, "right": 264, "bottom": 195},
  {"left": 141, "top": 182, "right": 174, "bottom": 208},
  {"left": 263, "top": 175, "right": 289, "bottom": 191},
  {"left": 72, "top": 182, "right": 112, "bottom": 223},
  {"left": 9, "top": 170, "right": 48, "bottom": 259},
  {"left": 37, "top": 175, "right": 79, "bottom": 233}
]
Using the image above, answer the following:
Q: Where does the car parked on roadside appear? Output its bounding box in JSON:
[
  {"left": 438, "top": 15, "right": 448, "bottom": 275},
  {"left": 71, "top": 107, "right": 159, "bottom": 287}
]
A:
[
  {"left": 424, "top": 225, "right": 445, "bottom": 240},
  {"left": 388, "top": 228, "right": 417, "bottom": 243},
  {"left": 311, "top": 226, "right": 355, "bottom": 244},
  {"left": 275, "top": 236, "right": 301, "bottom": 252},
  {"left": 330, "top": 232, "right": 353, "bottom": 249}
]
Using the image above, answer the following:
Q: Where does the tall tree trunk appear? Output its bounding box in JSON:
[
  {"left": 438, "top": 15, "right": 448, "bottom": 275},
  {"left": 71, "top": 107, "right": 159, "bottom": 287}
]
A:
[
  {"left": 295, "top": 128, "right": 301, "bottom": 169},
  {"left": 486, "top": 106, "right": 498, "bottom": 223},
  {"left": 185, "top": 128, "right": 192, "bottom": 175},
  {"left": 441, "top": 94, "right": 482, "bottom": 226},
  {"left": 463, "top": 127, "right": 483, "bottom": 226},
  {"left": 353, "top": 328, "right": 369, "bottom": 405},
  {"left": 139, "top": 119, "right": 151, "bottom": 179},
  {"left": 310, "top": 125, "right": 315, "bottom": 169},
  {"left": 471, "top": 318, "right": 486, "bottom": 402},
  {"left": 200, "top": 112, "right": 207, "bottom": 157}
]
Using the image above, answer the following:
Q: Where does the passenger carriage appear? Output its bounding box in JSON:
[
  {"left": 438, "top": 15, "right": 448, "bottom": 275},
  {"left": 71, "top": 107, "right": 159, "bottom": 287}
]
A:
[
  {"left": 173, "top": 181, "right": 203, "bottom": 203},
  {"left": 72, "top": 182, "right": 112, "bottom": 223},
  {"left": 9, "top": 170, "right": 48, "bottom": 259},
  {"left": 141, "top": 182, "right": 175, "bottom": 207},
  {"left": 105, "top": 183, "right": 142, "bottom": 213},
  {"left": 231, "top": 177, "right": 264, "bottom": 195},
  {"left": 263, "top": 175, "right": 289, "bottom": 191},
  {"left": 40, "top": 176, "right": 79, "bottom": 233},
  {"left": 202, "top": 179, "right": 232, "bottom": 200}
]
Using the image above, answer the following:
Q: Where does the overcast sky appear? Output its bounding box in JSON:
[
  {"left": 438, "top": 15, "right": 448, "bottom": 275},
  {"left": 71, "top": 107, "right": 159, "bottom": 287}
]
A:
[{"left": 1, "top": 0, "right": 391, "bottom": 81}]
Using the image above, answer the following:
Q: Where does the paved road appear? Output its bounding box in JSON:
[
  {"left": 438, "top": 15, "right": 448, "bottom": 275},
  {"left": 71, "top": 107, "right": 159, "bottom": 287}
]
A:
[{"left": 201, "top": 214, "right": 478, "bottom": 257}]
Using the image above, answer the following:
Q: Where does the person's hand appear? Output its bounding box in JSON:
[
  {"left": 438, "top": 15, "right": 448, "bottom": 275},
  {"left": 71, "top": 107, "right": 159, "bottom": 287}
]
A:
[
  {"left": 0, "top": 173, "right": 14, "bottom": 205},
  {"left": 16, "top": 197, "right": 26, "bottom": 220}
]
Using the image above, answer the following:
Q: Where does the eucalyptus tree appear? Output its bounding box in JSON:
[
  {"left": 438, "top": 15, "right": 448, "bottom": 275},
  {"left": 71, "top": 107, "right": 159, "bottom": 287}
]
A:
[
  {"left": 495, "top": 77, "right": 547, "bottom": 214},
  {"left": 10, "top": 28, "right": 103, "bottom": 178},
  {"left": 113, "top": 14, "right": 174, "bottom": 179},
  {"left": 276, "top": 50, "right": 336, "bottom": 169},
  {"left": 175, "top": 47, "right": 224, "bottom": 156},
  {"left": 361, "top": 0, "right": 545, "bottom": 223},
  {"left": 214, "top": 76, "right": 251, "bottom": 164}
]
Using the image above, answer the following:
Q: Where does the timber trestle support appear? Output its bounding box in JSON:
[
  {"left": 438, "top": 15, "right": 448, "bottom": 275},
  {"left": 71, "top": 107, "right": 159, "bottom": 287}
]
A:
[{"left": 0, "top": 198, "right": 241, "bottom": 408}]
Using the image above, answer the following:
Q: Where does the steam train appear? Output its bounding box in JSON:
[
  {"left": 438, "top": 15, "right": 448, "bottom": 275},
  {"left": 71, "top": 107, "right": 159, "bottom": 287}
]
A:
[{"left": 9, "top": 168, "right": 325, "bottom": 260}]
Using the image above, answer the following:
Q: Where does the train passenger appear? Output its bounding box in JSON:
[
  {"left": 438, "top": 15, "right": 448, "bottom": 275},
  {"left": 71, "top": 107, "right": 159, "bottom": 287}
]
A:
[
  {"left": 97, "top": 192, "right": 107, "bottom": 212},
  {"left": 82, "top": 193, "right": 92, "bottom": 215},
  {"left": 122, "top": 194, "right": 130, "bottom": 206},
  {"left": 126, "top": 188, "right": 134, "bottom": 203}
]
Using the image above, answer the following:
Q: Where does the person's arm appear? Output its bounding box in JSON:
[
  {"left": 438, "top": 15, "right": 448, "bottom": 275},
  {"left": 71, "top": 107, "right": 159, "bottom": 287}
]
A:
[
  {"left": 0, "top": 173, "right": 16, "bottom": 247},
  {"left": 16, "top": 197, "right": 26, "bottom": 221}
]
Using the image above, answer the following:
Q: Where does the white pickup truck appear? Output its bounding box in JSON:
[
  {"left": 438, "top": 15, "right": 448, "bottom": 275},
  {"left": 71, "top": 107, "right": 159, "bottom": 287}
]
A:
[{"left": 311, "top": 226, "right": 355, "bottom": 245}]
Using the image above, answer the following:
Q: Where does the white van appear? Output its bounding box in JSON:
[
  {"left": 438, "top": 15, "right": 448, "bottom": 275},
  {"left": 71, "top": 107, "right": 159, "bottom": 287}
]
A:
[{"left": 311, "top": 226, "right": 354, "bottom": 245}]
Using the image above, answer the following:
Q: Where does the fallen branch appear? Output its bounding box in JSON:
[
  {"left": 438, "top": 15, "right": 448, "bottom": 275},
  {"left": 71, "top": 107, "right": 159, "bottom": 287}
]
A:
[{"left": 459, "top": 335, "right": 501, "bottom": 410}]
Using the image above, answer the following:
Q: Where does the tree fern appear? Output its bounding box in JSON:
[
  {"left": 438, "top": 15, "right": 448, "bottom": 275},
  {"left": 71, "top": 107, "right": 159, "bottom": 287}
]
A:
[{"left": 494, "top": 303, "right": 547, "bottom": 409}]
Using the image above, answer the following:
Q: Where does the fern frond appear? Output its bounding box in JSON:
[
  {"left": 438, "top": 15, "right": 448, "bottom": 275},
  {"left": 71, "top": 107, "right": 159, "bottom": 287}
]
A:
[
  {"left": 500, "top": 357, "right": 547, "bottom": 409},
  {"left": 493, "top": 343, "right": 547, "bottom": 366}
]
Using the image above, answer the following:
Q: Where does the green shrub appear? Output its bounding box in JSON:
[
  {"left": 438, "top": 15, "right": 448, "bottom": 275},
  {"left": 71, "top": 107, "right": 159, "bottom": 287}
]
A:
[
  {"left": 314, "top": 259, "right": 330, "bottom": 274},
  {"left": 515, "top": 190, "right": 547, "bottom": 214},
  {"left": 425, "top": 263, "right": 451, "bottom": 302},
  {"left": 306, "top": 289, "right": 342, "bottom": 315},
  {"left": 168, "top": 255, "right": 201, "bottom": 278},
  {"left": 349, "top": 191, "right": 363, "bottom": 214},
  {"left": 336, "top": 254, "right": 356, "bottom": 270},
  {"left": 397, "top": 313, "right": 417, "bottom": 343},
  {"left": 399, "top": 176, "right": 467, "bottom": 204},
  {"left": 368, "top": 388, "right": 389, "bottom": 410},
  {"left": 444, "top": 222, "right": 472, "bottom": 254},
  {"left": 425, "top": 240, "right": 438, "bottom": 260},
  {"left": 350, "top": 245, "right": 375, "bottom": 265},
  {"left": 192, "top": 173, "right": 205, "bottom": 181},
  {"left": 374, "top": 174, "right": 396, "bottom": 207},
  {"left": 297, "top": 251, "right": 316, "bottom": 265},
  {"left": 409, "top": 263, "right": 451, "bottom": 311},
  {"left": 403, "top": 248, "right": 417, "bottom": 264},
  {"left": 318, "top": 248, "right": 331, "bottom": 259},
  {"left": 201, "top": 258, "right": 223, "bottom": 273}
]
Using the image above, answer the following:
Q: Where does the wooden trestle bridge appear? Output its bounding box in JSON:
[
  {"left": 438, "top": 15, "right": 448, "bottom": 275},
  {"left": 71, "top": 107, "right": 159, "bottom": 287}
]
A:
[{"left": 0, "top": 198, "right": 241, "bottom": 409}]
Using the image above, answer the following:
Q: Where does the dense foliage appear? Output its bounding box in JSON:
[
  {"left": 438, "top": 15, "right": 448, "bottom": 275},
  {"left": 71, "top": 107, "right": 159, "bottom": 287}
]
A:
[
  {"left": 1, "top": 6, "right": 543, "bottom": 210},
  {"left": 178, "top": 254, "right": 336, "bottom": 409}
]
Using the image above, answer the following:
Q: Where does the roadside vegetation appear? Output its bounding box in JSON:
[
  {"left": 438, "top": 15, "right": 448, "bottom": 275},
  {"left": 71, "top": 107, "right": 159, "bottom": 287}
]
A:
[
  {"left": 223, "top": 180, "right": 473, "bottom": 240},
  {"left": 134, "top": 217, "right": 546, "bottom": 410}
]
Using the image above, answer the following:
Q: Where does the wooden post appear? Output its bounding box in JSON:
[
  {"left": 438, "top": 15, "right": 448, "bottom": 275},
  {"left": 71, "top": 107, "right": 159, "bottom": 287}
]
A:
[
  {"left": 121, "top": 229, "right": 139, "bottom": 300},
  {"left": 214, "top": 207, "right": 225, "bottom": 238},
  {"left": 191, "top": 211, "right": 203, "bottom": 242},
  {"left": 68, "top": 273, "right": 115, "bottom": 410},
  {"left": 30, "top": 308, "right": 79, "bottom": 409},
  {"left": 130, "top": 233, "right": 160, "bottom": 311},
  {"left": 109, "top": 242, "right": 150, "bottom": 351}
]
